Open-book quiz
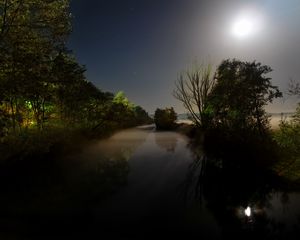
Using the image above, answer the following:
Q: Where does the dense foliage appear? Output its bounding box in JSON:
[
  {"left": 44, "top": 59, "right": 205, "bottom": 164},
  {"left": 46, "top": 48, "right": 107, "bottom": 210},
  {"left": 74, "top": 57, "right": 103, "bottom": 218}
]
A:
[
  {"left": 208, "top": 59, "right": 282, "bottom": 134},
  {"left": 154, "top": 107, "right": 177, "bottom": 130},
  {"left": 0, "top": 1, "right": 152, "bottom": 160}
]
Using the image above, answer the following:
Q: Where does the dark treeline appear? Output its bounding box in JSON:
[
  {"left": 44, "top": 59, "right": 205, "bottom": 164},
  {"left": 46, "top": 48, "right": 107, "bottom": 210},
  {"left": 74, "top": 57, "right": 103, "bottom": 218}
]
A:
[
  {"left": 174, "top": 60, "right": 282, "bottom": 134},
  {"left": 173, "top": 59, "right": 300, "bottom": 172},
  {"left": 0, "top": 0, "right": 152, "bottom": 160}
]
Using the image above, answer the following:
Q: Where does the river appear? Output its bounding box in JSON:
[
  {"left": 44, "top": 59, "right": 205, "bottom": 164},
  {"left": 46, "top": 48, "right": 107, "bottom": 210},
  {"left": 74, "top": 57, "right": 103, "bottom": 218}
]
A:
[{"left": 0, "top": 126, "right": 300, "bottom": 239}]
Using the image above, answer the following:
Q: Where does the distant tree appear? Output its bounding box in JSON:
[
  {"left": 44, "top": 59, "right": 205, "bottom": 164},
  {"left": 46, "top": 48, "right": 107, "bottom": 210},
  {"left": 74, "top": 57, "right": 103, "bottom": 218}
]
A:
[
  {"left": 288, "top": 79, "right": 300, "bottom": 124},
  {"left": 154, "top": 107, "right": 177, "bottom": 130},
  {"left": 110, "top": 93, "right": 153, "bottom": 127},
  {"left": 288, "top": 79, "right": 300, "bottom": 97},
  {"left": 113, "top": 91, "right": 135, "bottom": 110},
  {"left": 173, "top": 63, "right": 216, "bottom": 129},
  {"left": 208, "top": 59, "right": 282, "bottom": 134},
  {"left": 133, "top": 106, "right": 153, "bottom": 125},
  {"left": 274, "top": 80, "right": 300, "bottom": 154},
  {"left": 91, "top": 93, "right": 151, "bottom": 131},
  {"left": 292, "top": 104, "right": 300, "bottom": 124},
  {"left": 282, "top": 79, "right": 300, "bottom": 125}
]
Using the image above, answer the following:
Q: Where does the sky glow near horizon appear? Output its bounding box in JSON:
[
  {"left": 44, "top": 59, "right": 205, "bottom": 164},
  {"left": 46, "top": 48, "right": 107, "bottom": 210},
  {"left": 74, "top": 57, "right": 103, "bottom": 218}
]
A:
[{"left": 69, "top": 0, "right": 300, "bottom": 114}]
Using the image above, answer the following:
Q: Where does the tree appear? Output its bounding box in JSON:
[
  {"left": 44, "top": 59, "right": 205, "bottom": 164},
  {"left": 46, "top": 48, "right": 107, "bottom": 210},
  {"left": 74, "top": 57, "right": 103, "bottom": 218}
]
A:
[
  {"left": 0, "top": 0, "right": 71, "bottom": 130},
  {"left": 113, "top": 91, "right": 135, "bottom": 110},
  {"left": 0, "top": 0, "right": 149, "bottom": 138},
  {"left": 208, "top": 59, "right": 282, "bottom": 134},
  {"left": 133, "top": 106, "right": 152, "bottom": 125},
  {"left": 288, "top": 79, "right": 300, "bottom": 97},
  {"left": 274, "top": 81, "right": 300, "bottom": 155},
  {"left": 173, "top": 63, "right": 216, "bottom": 128},
  {"left": 154, "top": 107, "right": 177, "bottom": 130},
  {"left": 288, "top": 79, "right": 300, "bottom": 124},
  {"left": 51, "top": 53, "right": 89, "bottom": 123}
]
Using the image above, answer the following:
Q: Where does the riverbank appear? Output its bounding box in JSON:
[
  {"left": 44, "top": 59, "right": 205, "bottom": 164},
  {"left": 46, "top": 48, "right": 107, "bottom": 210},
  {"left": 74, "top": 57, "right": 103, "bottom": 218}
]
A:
[
  {"left": 0, "top": 129, "right": 88, "bottom": 165},
  {"left": 174, "top": 120, "right": 300, "bottom": 188},
  {"left": 0, "top": 123, "right": 149, "bottom": 165}
]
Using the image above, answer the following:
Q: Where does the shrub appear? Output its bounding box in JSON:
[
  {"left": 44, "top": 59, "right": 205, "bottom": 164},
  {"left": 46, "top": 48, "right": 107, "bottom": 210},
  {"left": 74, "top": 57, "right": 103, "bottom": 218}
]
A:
[{"left": 154, "top": 107, "right": 177, "bottom": 130}]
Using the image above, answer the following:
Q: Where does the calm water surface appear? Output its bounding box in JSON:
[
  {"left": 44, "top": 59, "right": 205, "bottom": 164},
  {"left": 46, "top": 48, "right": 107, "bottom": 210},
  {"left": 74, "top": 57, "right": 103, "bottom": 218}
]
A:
[
  {"left": 75, "top": 126, "right": 300, "bottom": 239},
  {"left": 1, "top": 126, "right": 300, "bottom": 239}
]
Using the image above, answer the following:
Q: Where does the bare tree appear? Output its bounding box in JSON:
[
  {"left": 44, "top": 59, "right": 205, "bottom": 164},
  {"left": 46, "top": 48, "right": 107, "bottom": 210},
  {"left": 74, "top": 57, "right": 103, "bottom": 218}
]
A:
[{"left": 173, "top": 63, "right": 216, "bottom": 128}]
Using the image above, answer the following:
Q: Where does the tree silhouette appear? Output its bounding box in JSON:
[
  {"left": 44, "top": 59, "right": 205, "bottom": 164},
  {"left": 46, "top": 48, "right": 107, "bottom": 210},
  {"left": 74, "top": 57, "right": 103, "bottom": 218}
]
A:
[
  {"left": 173, "top": 63, "right": 216, "bottom": 128},
  {"left": 209, "top": 59, "right": 282, "bottom": 134},
  {"left": 154, "top": 107, "right": 177, "bottom": 130}
]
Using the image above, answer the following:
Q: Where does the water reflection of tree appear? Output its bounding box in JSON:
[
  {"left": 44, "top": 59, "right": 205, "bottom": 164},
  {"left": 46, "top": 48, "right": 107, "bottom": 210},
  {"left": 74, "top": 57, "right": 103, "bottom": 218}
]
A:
[
  {"left": 154, "top": 132, "right": 178, "bottom": 153},
  {"left": 0, "top": 128, "right": 149, "bottom": 236},
  {"left": 181, "top": 140, "right": 299, "bottom": 239},
  {"left": 59, "top": 129, "right": 149, "bottom": 205}
]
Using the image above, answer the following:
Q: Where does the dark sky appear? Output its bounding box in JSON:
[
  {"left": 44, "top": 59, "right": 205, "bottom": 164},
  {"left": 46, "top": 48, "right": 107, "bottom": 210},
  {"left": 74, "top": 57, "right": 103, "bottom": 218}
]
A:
[{"left": 69, "top": 0, "right": 300, "bottom": 113}]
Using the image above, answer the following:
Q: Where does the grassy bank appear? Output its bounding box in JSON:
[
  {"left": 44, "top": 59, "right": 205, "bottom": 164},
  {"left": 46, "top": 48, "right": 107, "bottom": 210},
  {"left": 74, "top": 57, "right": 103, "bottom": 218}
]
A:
[{"left": 0, "top": 124, "right": 132, "bottom": 164}]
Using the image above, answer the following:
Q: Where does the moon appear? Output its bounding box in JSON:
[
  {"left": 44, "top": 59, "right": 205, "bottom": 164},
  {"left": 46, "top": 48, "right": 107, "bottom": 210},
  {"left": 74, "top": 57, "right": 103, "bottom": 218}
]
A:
[
  {"left": 232, "top": 18, "right": 253, "bottom": 38},
  {"left": 230, "top": 8, "right": 265, "bottom": 40}
]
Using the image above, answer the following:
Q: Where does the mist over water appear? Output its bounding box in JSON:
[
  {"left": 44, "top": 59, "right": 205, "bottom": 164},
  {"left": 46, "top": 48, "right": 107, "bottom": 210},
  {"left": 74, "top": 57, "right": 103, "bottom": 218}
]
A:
[
  {"left": 1, "top": 126, "right": 300, "bottom": 238},
  {"left": 75, "top": 127, "right": 300, "bottom": 238}
]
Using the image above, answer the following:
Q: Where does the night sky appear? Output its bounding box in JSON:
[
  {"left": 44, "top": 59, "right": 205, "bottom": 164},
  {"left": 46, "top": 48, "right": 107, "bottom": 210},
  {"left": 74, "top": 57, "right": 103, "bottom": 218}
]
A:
[{"left": 69, "top": 0, "right": 300, "bottom": 114}]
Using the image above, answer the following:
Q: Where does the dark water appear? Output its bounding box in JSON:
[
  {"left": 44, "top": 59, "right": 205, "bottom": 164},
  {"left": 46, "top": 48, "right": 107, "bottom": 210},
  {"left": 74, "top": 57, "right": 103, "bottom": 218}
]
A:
[{"left": 1, "top": 126, "right": 300, "bottom": 239}]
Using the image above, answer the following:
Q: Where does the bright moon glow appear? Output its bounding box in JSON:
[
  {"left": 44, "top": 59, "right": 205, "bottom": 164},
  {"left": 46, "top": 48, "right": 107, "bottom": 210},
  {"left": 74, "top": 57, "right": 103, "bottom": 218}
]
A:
[
  {"left": 231, "top": 9, "right": 264, "bottom": 39},
  {"left": 245, "top": 206, "right": 251, "bottom": 217},
  {"left": 232, "top": 18, "right": 253, "bottom": 38}
]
